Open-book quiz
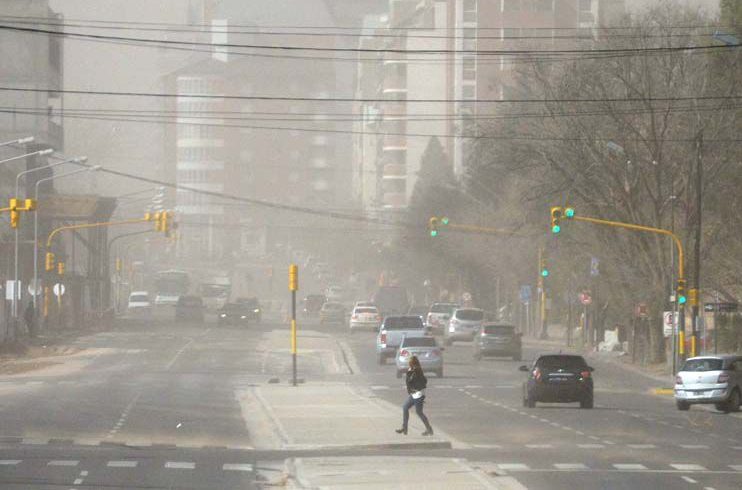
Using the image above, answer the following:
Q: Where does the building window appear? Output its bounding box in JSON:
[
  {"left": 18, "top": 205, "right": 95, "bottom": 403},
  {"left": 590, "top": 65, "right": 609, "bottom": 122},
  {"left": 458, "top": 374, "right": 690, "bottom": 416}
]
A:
[
  {"left": 463, "top": 56, "right": 476, "bottom": 80},
  {"left": 463, "top": 84, "right": 476, "bottom": 98},
  {"left": 463, "top": 0, "right": 477, "bottom": 23}
]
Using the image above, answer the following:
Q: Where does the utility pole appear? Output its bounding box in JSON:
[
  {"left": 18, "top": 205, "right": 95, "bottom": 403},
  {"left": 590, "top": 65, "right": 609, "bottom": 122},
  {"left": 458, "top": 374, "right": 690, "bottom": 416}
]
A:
[{"left": 691, "top": 132, "right": 703, "bottom": 357}]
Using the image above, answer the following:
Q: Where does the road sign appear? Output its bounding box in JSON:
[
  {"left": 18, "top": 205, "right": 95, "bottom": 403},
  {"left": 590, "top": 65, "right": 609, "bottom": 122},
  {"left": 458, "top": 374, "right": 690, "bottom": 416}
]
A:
[
  {"left": 663, "top": 311, "right": 678, "bottom": 337},
  {"left": 579, "top": 291, "right": 592, "bottom": 305},
  {"left": 5, "top": 280, "right": 21, "bottom": 301},
  {"left": 53, "top": 283, "right": 65, "bottom": 297},
  {"left": 590, "top": 257, "right": 600, "bottom": 277},
  {"left": 28, "top": 279, "right": 41, "bottom": 296},
  {"left": 635, "top": 303, "right": 649, "bottom": 318},
  {"left": 520, "top": 285, "right": 532, "bottom": 303}
]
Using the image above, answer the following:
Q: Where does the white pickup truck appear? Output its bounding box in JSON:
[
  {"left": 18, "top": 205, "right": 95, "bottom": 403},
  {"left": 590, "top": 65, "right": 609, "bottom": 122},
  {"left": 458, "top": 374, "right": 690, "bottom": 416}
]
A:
[{"left": 375, "top": 315, "right": 427, "bottom": 364}]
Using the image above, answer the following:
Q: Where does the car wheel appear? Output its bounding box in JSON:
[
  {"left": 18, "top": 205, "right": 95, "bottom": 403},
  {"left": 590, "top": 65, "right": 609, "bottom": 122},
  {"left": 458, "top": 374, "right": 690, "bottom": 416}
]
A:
[
  {"left": 580, "top": 394, "right": 594, "bottom": 409},
  {"left": 377, "top": 354, "right": 385, "bottom": 365},
  {"left": 676, "top": 400, "right": 690, "bottom": 411},
  {"left": 726, "top": 388, "right": 741, "bottom": 413}
]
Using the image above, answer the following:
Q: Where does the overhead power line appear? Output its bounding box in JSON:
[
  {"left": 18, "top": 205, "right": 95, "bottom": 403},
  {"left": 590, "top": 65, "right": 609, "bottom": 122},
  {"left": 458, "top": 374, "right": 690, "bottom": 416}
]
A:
[
  {"left": 1, "top": 86, "right": 738, "bottom": 104},
  {"left": 0, "top": 24, "right": 738, "bottom": 56}
]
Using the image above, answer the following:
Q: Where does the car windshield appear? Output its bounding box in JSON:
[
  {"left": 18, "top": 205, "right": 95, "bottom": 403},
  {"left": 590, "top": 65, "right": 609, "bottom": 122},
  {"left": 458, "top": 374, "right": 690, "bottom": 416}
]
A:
[
  {"left": 537, "top": 355, "right": 588, "bottom": 370},
  {"left": 456, "top": 310, "right": 484, "bottom": 321},
  {"left": 355, "top": 307, "right": 377, "bottom": 314},
  {"left": 384, "top": 317, "right": 424, "bottom": 330},
  {"left": 129, "top": 295, "right": 149, "bottom": 303},
  {"left": 401, "top": 337, "right": 437, "bottom": 347},
  {"left": 483, "top": 325, "right": 515, "bottom": 335},
  {"left": 682, "top": 358, "right": 724, "bottom": 372},
  {"left": 431, "top": 304, "right": 457, "bottom": 313}
]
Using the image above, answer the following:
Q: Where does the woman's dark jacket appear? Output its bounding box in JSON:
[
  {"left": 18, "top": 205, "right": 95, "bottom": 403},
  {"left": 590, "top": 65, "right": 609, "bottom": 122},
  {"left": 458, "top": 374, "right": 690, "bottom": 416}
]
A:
[{"left": 405, "top": 367, "right": 427, "bottom": 394}]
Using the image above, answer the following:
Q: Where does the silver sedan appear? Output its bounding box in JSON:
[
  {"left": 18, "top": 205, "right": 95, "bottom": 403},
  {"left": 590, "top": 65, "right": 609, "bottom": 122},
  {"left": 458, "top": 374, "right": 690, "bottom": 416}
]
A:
[{"left": 395, "top": 335, "right": 444, "bottom": 378}]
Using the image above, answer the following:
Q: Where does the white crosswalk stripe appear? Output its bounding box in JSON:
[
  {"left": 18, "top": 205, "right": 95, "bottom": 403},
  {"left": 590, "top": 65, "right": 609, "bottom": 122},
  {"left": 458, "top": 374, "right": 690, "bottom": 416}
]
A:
[
  {"left": 680, "top": 445, "right": 710, "bottom": 449},
  {"left": 497, "top": 464, "right": 530, "bottom": 471},
  {"left": 47, "top": 460, "right": 79, "bottom": 467},
  {"left": 107, "top": 461, "right": 138, "bottom": 468},
  {"left": 627, "top": 444, "right": 656, "bottom": 449},
  {"left": 165, "top": 461, "right": 195, "bottom": 469},
  {"left": 0, "top": 460, "right": 20, "bottom": 465},
  {"left": 222, "top": 463, "right": 254, "bottom": 472},
  {"left": 613, "top": 464, "right": 647, "bottom": 470},
  {"left": 554, "top": 463, "right": 589, "bottom": 470},
  {"left": 729, "top": 465, "right": 742, "bottom": 471},
  {"left": 670, "top": 464, "right": 707, "bottom": 471}
]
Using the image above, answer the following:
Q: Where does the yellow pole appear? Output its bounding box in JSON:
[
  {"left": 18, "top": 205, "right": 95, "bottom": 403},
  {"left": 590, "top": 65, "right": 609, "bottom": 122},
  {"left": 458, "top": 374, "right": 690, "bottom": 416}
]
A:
[{"left": 679, "top": 331, "right": 685, "bottom": 356}]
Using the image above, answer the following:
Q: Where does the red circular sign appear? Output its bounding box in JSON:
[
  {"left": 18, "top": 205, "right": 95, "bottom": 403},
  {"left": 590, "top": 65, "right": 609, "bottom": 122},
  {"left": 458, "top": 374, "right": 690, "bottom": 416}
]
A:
[{"left": 579, "top": 292, "right": 592, "bottom": 305}]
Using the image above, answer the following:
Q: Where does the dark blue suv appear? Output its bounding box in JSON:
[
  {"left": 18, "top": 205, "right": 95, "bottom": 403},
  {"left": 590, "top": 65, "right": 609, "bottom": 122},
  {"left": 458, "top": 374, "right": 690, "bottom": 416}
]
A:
[{"left": 520, "top": 354, "right": 594, "bottom": 409}]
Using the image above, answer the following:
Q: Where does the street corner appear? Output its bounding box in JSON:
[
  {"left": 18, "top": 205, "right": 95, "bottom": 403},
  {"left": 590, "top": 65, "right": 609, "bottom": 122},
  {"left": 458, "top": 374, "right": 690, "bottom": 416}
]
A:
[{"left": 287, "top": 456, "right": 526, "bottom": 489}]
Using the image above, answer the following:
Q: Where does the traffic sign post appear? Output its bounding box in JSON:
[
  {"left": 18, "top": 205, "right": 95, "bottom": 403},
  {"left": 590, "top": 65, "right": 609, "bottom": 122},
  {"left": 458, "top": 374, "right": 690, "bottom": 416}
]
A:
[{"left": 289, "top": 265, "right": 298, "bottom": 387}]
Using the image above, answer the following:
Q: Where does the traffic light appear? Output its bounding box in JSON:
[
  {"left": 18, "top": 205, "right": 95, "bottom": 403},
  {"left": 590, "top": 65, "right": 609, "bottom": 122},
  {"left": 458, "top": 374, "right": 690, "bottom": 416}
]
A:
[
  {"left": 677, "top": 279, "right": 687, "bottom": 305},
  {"left": 153, "top": 212, "right": 163, "bottom": 232},
  {"left": 9, "top": 198, "right": 19, "bottom": 228},
  {"left": 428, "top": 217, "right": 440, "bottom": 237},
  {"left": 57, "top": 262, "right": 65, "bottom": 276},
  {"left": 550, "top": 206, "right": 564, "bottom": 234},
  {"left": 441, "top": 217, "right": 449, "bottom": 226},
  {"left": 564, "top": 207, "right": 575, "bottom": 219},
  {"left": 45, "top": 252, "right": 55, "bottom": 271},
  {"left": 160, "top": 211, "right": 171, "bottom": 236}
]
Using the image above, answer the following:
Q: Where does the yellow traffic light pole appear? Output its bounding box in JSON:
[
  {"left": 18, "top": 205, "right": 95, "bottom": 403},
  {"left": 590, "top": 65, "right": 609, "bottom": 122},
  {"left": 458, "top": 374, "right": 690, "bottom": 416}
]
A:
[{"left": 553, "top": 209, "right": 690, "bottom": 356}]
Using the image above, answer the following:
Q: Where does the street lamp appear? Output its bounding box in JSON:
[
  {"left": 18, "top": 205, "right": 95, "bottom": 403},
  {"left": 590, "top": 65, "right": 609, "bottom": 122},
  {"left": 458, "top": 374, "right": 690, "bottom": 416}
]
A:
[
  {"left": 12, "top": 158, "right": 86, "bottom": 325},
  {"left": 32, "top": 161, "right": 96, "bottom": 310},
  {"left": 0, "top": 148, "right": 53, "bottom": 167},
  {"left": 0, "top": 136, "right": 34, "bottom": 149}
]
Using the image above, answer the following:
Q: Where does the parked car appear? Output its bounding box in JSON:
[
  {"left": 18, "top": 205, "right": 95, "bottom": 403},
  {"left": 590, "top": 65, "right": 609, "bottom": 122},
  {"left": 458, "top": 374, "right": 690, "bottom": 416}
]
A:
[
  {"left": 303, "top": 294, "right": 326, "bottom": 316},
  {"left": 319, "top": 301, "right": 346, "bottom": 325},
  {"left": 520, "top": 354, "right": 594, "bottom": 409},
  {"left": 444, "top": 308, "right": 485, "bottom": 345},
  {"left": 395, "top": 335, "right": 444, "bottom": 378},
  {"left": 217, "top": 302, "right": 252, "bottom": 326},
  {"left": 349, "top": 305, "right": 382, "bottom": 332},
  {"left": 127, "top": 291, "right": 152, "bottom": 318},
  {"left": 175, "top": 295, "right": 205, "bottom": 323},
  {"left": 474, "top": 324, "right": 522, "bottom": 361},
  {"left": 426, "top": 303, "right": 459, "bottom": 335},
  {"left": 235, "top": 297, "right": 262, "bottom": 323},
  {"left": 376, "top": 315, "right": 426, "bottom": 364},
  {"left": 674, "top": 355, "right": 742, "bottom": 413}
]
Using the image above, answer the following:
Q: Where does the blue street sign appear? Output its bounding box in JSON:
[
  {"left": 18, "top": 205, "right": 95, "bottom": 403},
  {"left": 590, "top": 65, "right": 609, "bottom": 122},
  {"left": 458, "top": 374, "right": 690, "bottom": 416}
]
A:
[{"left": 520, "top": 285, "right": 532, "bottom": 303}]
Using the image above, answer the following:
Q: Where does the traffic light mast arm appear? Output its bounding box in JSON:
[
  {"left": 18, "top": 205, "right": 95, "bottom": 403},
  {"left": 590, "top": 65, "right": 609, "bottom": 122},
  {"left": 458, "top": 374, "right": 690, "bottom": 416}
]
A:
[
  {"left": 446, "top": 222, "right": 528, "bottom": 237},
  {"left": 570, "top": 215, "right": 684, "bottom": 284},
  {"left": 46, "top": 216, "right": 154, "bottom": 248}
]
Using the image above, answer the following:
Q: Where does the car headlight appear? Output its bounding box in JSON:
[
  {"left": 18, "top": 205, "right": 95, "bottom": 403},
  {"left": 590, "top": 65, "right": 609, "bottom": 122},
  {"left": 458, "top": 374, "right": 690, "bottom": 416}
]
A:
[
  {"left": 254, "top": 309, "right": 260, "bottom": 313},
  {"left": 241, "top": 315, "right": 247, "bottom": 319},
  {"left": 220, "top": 313, "right": 227, "bottom": 318},
  {"left": 449, "top": 326, "right": 455, "bottom": 333}
]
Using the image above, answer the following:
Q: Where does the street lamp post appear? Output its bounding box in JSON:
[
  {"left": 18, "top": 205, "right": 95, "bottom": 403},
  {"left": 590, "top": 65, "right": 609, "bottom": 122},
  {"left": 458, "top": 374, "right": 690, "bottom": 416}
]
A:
[
  {"left": 12, "top": 158, "right": 84, "bottom": 328},
  {"left": 0, "top": 148, "right": 52, "bottom": 167},
  {"left": 32, "top": 162, "right": 93, "bottom": 312},
  {"left": 0, "top": 136, "right": 34, "bottom": 149}
]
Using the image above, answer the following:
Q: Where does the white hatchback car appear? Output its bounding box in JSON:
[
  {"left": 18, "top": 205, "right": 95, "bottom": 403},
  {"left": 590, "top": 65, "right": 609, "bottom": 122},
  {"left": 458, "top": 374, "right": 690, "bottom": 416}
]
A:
[
  {"left": 127, "top": 291, "right": 152, "bottom": 317},
  {"left": 349, "top": 305, "right": 381, "bottom": 332},
  {"left": 674, "top": 355, "right": 742, "bottom": 413}
]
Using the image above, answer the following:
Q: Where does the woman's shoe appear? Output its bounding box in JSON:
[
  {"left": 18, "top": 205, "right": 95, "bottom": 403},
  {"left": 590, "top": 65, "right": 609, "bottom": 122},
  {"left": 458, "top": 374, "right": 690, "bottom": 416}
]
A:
[
  {"left": 395, "top": 428, "right": 408, "bottom": 435},
  {"left": 422, "top": 429, "right": 434, "bottom": 436}
]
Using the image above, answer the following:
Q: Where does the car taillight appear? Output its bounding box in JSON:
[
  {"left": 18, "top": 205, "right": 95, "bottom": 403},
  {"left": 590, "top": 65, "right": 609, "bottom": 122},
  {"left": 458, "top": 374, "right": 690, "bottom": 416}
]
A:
[
  {"left": 481, "top": 331, "right": 487, "bottom": 337},
  {"left": 675, "top": 375, "right": 683, "bottom": 385},
  {"left": 351, "top": 314, "right": 358, "bottom": 320},
  {"left": 380, "top": 331, "right": 387, "bottom": 344},
  {"left": 580, "top": 370, "right": 591, "bottom": 379},
  {"left": 718, "top": 373, "right": 729, "bottom": 383},
  {"left": 400, "top": 349, "right": 410, "bottom": 357},
  {"left": 533, "top": 367, "right": 542, "bottom": 382}
]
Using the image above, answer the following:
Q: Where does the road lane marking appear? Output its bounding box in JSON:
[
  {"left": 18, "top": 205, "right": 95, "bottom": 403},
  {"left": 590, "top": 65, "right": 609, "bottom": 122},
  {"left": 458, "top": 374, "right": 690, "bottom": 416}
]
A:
[
  {"left": 526, "top": 444, "right": 553, "bottom": 449},
  {"left": 682, "top": 476, "right": 698, "bottom": 483},
  {"left": 107, "top": 461, "right": 138, "bottom": 468},
  {"left": 165, "top": 462, "right": 195, "bottom": 469},
  {"left": 0, "top": 460, "right": 20, "bottom": 465},
  {"left": 497, "top": 464, "right": 529, "bottom": 471},
  {"left": 48, "top": 460, "right": 79, "bottom": 466},
  {"left": 166, "top": 336, "right": 200, "bottom": 371},
  {"left": 680, "top": 445, "right": 709, "bottom": 449},
  {"left": 472, "top": 444, "right": 503, "bottom": 449},
  {"left": 223, "top": 464, "right": 254, "bottom": 472},
  {"left": 73, "top": 478, "right": 83, "bottom": 485},
  {"left": 577, "top": 444, "right": 604, "bottom": 449},
  {"left": 627, "top": 444, "right": 656, "bottom": 449},
  {"left": 554, "top": 463, "right": 589, "bottom": 470},
  {"left": 730, "top": 465, "right": 742, "bottom": 471},
  {"left": 613, "top": 464, "right": 647, "bottom": 470},
  {"left": 671, "top": 464, "right": 707, "bottom": 471}
]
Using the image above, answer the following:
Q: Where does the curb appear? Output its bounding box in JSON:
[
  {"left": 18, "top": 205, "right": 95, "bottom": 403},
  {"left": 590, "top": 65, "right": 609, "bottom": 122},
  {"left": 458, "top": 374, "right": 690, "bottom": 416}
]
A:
[{"left": 283, "top": 440, "right": 452, "bottom": 451}]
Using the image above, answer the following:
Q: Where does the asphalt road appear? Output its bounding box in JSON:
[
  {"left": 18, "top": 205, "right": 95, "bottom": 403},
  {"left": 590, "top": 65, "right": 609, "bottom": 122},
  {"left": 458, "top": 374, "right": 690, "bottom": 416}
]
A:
[{"left": 0, "top": 312, "right": 740, "bottom": 489}]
